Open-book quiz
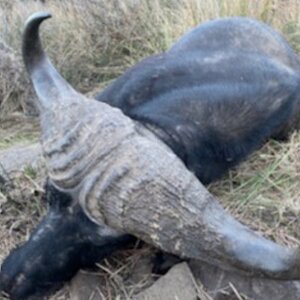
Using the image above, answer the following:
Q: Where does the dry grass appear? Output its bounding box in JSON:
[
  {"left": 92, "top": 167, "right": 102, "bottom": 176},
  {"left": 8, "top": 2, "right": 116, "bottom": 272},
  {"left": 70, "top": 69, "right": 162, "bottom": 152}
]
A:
[
  {"left": 1, "top": 0, "right": 300, "bottom": 299},
  {"left": 1, "top": 0, "right": 300, "bottom": 114},
  {"left": 0, "top": 114, "right": 39, "bottom": 150},
  {"left": 209, "top": 133, "right": 300, "bottom": 248},
  {"left": 0, "top": 41, "right": 25, "bottom": 116}
]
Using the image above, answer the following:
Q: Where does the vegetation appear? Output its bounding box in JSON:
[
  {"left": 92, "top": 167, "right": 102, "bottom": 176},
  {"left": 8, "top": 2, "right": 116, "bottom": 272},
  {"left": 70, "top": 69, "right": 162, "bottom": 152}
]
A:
[
  {"left": 1, "top": 0, "right": 300, "bottom": 114},
  {"left": 1, "top": 0, "right": 300, "bottom": 299}
]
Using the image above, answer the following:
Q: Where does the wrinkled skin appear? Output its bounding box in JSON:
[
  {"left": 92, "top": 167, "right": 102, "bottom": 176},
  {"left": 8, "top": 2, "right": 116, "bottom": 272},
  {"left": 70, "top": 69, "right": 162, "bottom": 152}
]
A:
[{"left": 0, "top": 182, "right": 135, "bottom": 299}]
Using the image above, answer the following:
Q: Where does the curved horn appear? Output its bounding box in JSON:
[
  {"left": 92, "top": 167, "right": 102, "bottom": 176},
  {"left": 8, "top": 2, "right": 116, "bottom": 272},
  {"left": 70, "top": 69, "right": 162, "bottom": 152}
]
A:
[
  {"left": 23, "top": 13, "right": 300, "bottom": 280},
  {"left": 80, "top": 132, "right": 300, "bottom": 280},
  {"left": 22, "top": 12, "right": 79, "bottom": 110}
]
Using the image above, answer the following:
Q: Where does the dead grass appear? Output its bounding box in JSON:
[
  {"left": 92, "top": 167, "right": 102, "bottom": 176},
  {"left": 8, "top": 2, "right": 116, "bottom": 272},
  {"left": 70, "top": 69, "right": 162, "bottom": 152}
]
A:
[
  {"left": 2, "top": 0, "right": 300, "bottom": 115},
  {"left": 0, "top": 114, "right": 39, "bottom": 150},
  {"left": 0, "top": 41, "right": 24, "bottom": 116},
  {"left": 209, "top": 132, "right": 300, "bottom": 248},
  {"left": 1, "top": 0, "right": 300, "bottom": 299}
]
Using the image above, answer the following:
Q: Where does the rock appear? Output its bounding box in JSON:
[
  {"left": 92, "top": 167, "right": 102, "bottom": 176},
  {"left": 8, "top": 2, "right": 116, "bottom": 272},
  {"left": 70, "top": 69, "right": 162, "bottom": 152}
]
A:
[
  {"left": 124, "top": 254, "right": 155, "bottom": 292},
  {"left": 0, "top": 143, "right": 43, "bottom": 179},
  {"left": 134, "top": 262, "right": 198, "bottom": 300},
  {"left": 70, "top": 271, "right": 105, "bottom": 300},
  {"left": 70, "top": 251, "right": 155, "bottom": 300},
  {"left": 190, "top": 260, "right": 300, "bottom": 300}
]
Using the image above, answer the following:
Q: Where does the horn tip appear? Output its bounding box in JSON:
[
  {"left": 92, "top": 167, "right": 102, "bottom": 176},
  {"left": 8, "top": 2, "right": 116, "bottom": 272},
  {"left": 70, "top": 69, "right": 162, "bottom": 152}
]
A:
[{"left": 25, "top": 12, "right": 52, "bottom": 28}]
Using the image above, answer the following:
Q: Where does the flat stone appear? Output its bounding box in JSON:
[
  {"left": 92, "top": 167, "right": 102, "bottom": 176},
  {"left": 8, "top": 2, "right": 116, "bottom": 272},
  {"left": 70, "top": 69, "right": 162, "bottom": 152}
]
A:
[
  {"left": 0, "top": 143, "right": 43, "bottom": 179},
  {"left": 70, "top": 271, "right": 105, "bottom": 300},
  {"left": 134, "top": 262, "right": 197, "bottom": 300},
  {"left": 124, "top": 254, "right": 155, "bottom": 292}
]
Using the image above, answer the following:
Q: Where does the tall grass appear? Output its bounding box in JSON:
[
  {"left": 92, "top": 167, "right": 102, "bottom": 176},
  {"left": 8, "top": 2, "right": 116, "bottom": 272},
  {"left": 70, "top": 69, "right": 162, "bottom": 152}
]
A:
[{"left": 1, "top": 0, "right": 300, "bottom": 115}]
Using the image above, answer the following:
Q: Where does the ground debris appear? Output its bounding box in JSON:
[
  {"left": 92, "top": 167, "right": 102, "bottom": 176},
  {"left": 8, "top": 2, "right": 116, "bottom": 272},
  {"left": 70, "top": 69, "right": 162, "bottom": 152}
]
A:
[
  {"left": 134, "top": 262, "right": 197, "bottom": 300},
  {"left": 70, "top": 271, "right": 106, "bottom": 300}
]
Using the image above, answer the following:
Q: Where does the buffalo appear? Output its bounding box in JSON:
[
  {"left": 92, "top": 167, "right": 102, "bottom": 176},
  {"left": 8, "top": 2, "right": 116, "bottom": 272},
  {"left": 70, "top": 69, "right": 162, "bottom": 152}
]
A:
[{"left": 1, "top": 12, "right": 300, "bottom": 299}]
